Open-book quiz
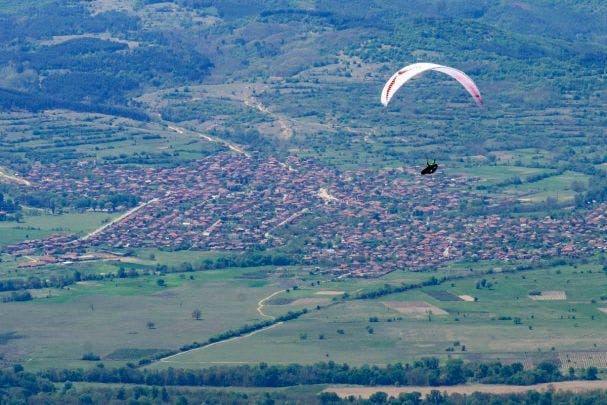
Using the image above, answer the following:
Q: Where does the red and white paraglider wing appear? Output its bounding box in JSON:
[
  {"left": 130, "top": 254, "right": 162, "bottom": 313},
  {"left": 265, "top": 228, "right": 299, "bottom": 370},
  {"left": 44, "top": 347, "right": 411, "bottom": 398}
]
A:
[
  {"left": 380, "top": 63, "right": 441, "bottom": 106},
  {"left": 380, "top": 63, "right": 483, "bottom": 107},
  {"left": 432, "top": 66, "right": 483, "bottom": 107}
]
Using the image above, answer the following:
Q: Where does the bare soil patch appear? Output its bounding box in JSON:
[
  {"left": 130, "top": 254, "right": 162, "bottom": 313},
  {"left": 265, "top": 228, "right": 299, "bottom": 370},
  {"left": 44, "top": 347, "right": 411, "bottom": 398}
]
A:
[
  {"left": 529, "top": 290, "right": 566, "bottom": 300},
  {"left": 458, "top": 294, "right": 475, "bottom": 302},
  {"left": 559, "top": 351, "right": 607, "bottom": 369},
  {"left": 315, "top": 290, "right": 344, "bottom": 296},
  {"left": 317, "top": 188, "right": 338, "bottom": 203},
  {"left": 383, "top": 301, "right": 448, "bottom": 316},
  {"left": 325, "top": 380, "right": 607, "bottom": 398},
  {"left": 29, "top": 289, "right": 62, "bottom": 298},
  {"left": 76, "top": 281, "right": 101, "bottom": 287},
  {"left": 152, "top": 291, "right": 179, "bottom": 299},
  {"left": 290, "top": 298, "right": 330, "bottom": 306}
]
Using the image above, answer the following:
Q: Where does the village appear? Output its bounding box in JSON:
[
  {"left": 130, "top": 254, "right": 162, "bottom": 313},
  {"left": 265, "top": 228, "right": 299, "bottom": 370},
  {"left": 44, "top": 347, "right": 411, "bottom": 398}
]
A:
[{"left": 4, "top": 152, "right": 607, "bottom": 276}]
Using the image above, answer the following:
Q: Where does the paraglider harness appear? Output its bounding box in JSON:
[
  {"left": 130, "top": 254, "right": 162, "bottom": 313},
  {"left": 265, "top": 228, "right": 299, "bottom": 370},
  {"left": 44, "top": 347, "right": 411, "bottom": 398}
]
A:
[{"left": 421, "top": 159, "right": 438, "bottom": 175}]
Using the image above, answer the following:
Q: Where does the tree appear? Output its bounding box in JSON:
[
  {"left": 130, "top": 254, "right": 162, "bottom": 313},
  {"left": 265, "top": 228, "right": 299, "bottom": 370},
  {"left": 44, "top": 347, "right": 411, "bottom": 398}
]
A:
[
  {"left": 116, "top": 387, "right": 126, "bottom": 400},
  {"left": 191, "top": 309, "right": 202, "bottom": 320},
  {"left": 147, "top": 321, "right": 155, "bottom": 329},
  {"left": 319, "top": 392, "right": 341, "bottom": 404},
  {"left": 81, "top": 353, "right": 100, "bottom": 361},
  {"left": 426, "top": 390, "right": 444, "bottom": 404},
  {"left": 443, "top": 359, "right": 466, "bottom": 384},
  {"left": 369, "top": 391, "right": 388, "bottom": 403},
  {"left": 585, "top": 367, "right": 598, "bottom": 380}
]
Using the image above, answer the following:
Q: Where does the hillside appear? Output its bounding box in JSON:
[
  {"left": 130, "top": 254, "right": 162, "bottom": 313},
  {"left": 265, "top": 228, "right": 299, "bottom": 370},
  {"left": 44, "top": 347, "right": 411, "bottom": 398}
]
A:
[{"left": 1, "top": 1, "right": 607, "bottom": 399}]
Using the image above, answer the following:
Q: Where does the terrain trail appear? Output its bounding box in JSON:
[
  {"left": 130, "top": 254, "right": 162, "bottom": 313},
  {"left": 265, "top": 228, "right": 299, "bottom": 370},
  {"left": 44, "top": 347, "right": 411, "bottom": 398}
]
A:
[
  {"left": 81, "top": 197, "right": 159, "bottom": 241},
  {"left": 0, "top": 167, "right": 31, "bottom": 186},
  {"left": 257, "top": 289, "right": 287, "bottom": 319},
  {"left": 167, "top": 124, "right": 250, "bottom": 157},
  {"left": 243, "top": 92, "right": 293, "bottom": 139}
]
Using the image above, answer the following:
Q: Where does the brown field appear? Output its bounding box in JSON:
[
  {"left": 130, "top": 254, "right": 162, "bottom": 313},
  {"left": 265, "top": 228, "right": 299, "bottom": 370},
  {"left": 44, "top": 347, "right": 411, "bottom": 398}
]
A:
[
  {"left": 383, "top": 301, "right": 448, "bottom": 317},
  {"left": 598, "top": 308, "right": 607, "bottom": 314},
  {"left": 315, "top": 290, "right": 344, "bottom": 296},
  {"left": 325, "top": 380, "right": 607, "bottom": 398},
  {"left": 75, "top": 281, "right": 102, "bottom": 287},
  {"left": 559, "top": 351, "right": 607, "bottom": 369},
  {"left": 290, "top": 298, "right": 331, "bottom": 306},
  {"left": 29, "top": 289, "right": 59, "bottom": 298},
  {"left": 458, "top": 294, "right": 475, "bottom": 302},
  {"left": 529, "top": 290, "right": 567, "bottom": 300}
]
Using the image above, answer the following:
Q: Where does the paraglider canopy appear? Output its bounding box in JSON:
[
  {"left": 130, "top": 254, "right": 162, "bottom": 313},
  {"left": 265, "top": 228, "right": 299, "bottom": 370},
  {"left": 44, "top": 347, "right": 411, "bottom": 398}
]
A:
[{"left": 381, "top": 62, "right": 483, "bottom": 107}]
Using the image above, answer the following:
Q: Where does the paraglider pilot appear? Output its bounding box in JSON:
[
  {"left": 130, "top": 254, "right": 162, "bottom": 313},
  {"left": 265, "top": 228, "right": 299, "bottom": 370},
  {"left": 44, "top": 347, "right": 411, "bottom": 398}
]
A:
[{"left": 421, "top": 159, "right": 438, "bottom": 175}]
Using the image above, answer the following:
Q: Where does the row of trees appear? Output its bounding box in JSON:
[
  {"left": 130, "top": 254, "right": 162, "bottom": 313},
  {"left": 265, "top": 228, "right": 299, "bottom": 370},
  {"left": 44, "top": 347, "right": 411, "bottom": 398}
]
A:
[
  {"left": 1, "top": 365, "right": 295, "bottom": 404},
  {"left": 3, "top": 189, "right": 140, "bottom": 214},
  {"left": 0, "top": 251, "right": 297, "bottom": 294},
  {"left": 0, "top": 271, "right": 107, "bottom": 293},
  {"left": 356, "top": 276, "right": 444, "bottom": 300},
  {"left": 322, "top": 389, "right": 607, "bottom": 404},
  {"left": 1, "top": 361, "right": 604, "bottom": 404},
  {"left": 0, "top": 291, "right": 32, "bottom": 303},
  {"left": 40, "top": 358, "right": 573, "bottom": 388}
]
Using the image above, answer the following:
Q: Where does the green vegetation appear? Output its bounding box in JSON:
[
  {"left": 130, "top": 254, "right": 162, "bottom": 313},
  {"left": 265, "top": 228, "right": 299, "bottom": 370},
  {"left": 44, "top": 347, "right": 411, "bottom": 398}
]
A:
[
  {"left": 0, "top": 1, "right": 606, "bottom": 402},
  {"left": 0, "top": 211, "right": 115, "bottom": 247},
  {"left": 160, "top": 262, "right": 607, "bottom": 368},
  {"left": 0, "top": 264, "right": 285, "bottom": 371}
]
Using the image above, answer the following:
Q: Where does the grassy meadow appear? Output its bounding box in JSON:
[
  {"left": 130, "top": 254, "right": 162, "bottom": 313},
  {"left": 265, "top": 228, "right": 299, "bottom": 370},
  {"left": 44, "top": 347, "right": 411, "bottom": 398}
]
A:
[
  {"left": 153, "top": 262, "right": 607, "bottom": 369},
  {"left": 0, "top": 265, "right": 287, "bottom": 371},
  {"left": 0, "top": 211, "right": 116, "bottom": 248}
]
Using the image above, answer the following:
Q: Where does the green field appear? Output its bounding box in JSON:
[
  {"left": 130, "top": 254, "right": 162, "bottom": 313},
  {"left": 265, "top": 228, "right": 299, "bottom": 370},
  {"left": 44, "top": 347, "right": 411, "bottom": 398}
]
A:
[
  {"left": 152, "top": 263, "right": 607, "bottom": 369},
  {"left": 0, "top": 211, "right": 116, "bottom": 248},
  {"left": 0, "top": 266, "right": 289, "bottom": 370},
  {"left": 0, "top": 3, "right": 606, "bottom": 398},
  {"left": 4, "top": 253, "right": 607, "bottom": 372}
]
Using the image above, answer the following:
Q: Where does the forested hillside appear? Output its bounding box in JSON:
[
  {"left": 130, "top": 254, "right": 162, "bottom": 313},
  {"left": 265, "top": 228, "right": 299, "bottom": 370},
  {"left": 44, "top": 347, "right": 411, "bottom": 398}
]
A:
[{"left": 0, "top": 1, "right": 604, "bottom": 151}]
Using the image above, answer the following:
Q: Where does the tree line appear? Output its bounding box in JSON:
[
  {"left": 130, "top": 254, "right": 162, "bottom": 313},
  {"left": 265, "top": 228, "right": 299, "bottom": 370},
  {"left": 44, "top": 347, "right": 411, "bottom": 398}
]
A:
[
  {"left": 40, "top": 358, "right": 580, "bottom": 388},
  {"left": 322, "top": 389, "right": 607, "bottom": 405},
  {"left": 1, "top": 360, "right": 604, "bottom": 404},
  {"left": 0, "top": 252, "right": 297, "bottom": 294},
  {"left": 0, "top": 271, "right": 106, "bottom": 294}
]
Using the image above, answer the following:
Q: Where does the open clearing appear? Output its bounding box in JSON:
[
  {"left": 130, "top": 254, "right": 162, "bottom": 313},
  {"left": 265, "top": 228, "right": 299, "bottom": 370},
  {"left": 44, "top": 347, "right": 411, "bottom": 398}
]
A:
[
  {"left": 383, "top": 301, "right": 448, "bottom": 316},
  {"left": 0, "top": 211, "right": 116, "bottom": 248},
  {"left": 529, "top": 290, "right": 567, "bottom": 300},
  {"left": 559, "top": 351, "right": 607, "bottom": 369},
  {"left": 290, "top": 298, "right": 330, "bottom": 306},
  {"left": 0, "top": 266, "right": 281, "bottom": 370},
  {"left": 156, "top": 263, "right": 607, "bottom": 368},
  {"left": 325, "top": 380, "right": 607, "bottom": 398},
  {"left": 316, "top": 290, "right": 344, "bottom": 296},
  {"left": 5, "top": 255, "right": 607, "bottom": 371}
]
